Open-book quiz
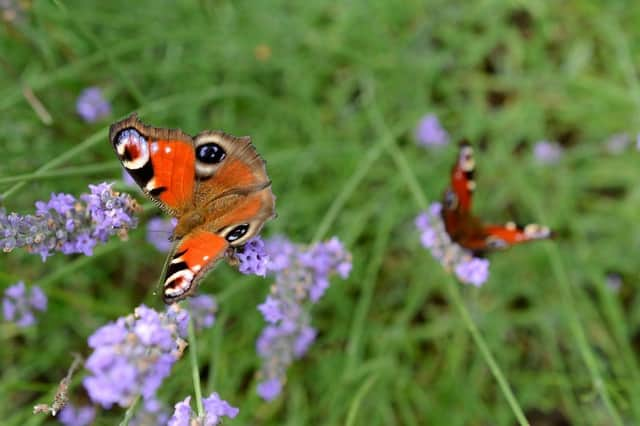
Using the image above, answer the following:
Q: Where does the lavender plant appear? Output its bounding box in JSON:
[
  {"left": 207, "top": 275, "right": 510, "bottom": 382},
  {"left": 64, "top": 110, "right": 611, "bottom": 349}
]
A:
[
  {"left": 0, "top": 183, "right": 140, "bottom": 261},
  {"left": 415, "top": 202, "right": 490, "bottom": 286},
  {"left": 76, "top": 87, "right": 111, "bottom": 123},
  {"left": 168, "top": 393, "right": 239, "bottom": 425},
  {"left": 415, "top": 113, "right": 449, "bottom": 148},
  {"left": 82, "top": 304, "right": 189, "bottom": 408},
  {"left": 255, "top": 236, "right": 352, "bottom": 400},
  {"left": 2, "top": 281, "right": 47, "bottom": 327}
]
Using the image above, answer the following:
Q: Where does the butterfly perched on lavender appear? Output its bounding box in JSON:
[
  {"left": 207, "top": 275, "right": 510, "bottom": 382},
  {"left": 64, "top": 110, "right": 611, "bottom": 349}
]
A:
[{"left": 441, "top": 142, "right": 551, "bottom": 253}]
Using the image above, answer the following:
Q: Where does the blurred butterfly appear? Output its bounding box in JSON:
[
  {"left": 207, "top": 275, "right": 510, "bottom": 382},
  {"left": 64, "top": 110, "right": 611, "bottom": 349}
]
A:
[
  {"left": 441, "top": 142, "right": 551, "bottom": 252},
  {"left": 110, "top": 114, "right": 275, "bottom": 303}
]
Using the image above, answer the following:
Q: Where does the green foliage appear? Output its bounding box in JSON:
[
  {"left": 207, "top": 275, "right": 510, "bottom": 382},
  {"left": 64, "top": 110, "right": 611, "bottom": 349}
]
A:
[{"left": 2, "top": 0, "right": 640, "bottom": 424}]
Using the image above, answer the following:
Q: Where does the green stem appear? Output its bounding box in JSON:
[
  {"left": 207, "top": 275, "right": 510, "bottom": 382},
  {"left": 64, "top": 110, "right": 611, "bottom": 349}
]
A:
[
  {"left": 345, "top": 374, "right": 379, "bottom": 426},
  {"left": 366, "top": 101, "right": 530, "bottom": 426},
  {"left": 0, "top": 163, "right": 119, "bottom": 185},
  {"left": 188, "top": 317, "right": 205, "bottom": 417},
  {"left": 118, "top": 395, "right": 140, "bottom": 426},
  {"left": 311, "top": 143, "right": 384, "bottom": 244}
]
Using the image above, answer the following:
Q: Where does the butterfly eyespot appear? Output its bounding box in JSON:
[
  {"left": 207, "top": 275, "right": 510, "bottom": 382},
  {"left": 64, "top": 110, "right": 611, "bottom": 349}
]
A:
[
  {"left": 196, "top": 143, "right": 226, "bottom": 164},
  {"left": 225, "top": 224, "right": 249, "bottom": 243},
  {"left": 114, "top": 129, "right": 149, "bottom": 170}
]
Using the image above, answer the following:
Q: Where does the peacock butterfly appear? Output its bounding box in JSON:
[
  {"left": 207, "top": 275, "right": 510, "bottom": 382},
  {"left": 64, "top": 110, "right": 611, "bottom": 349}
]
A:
[
  {"left": 110, "top": 114, "right": 275, "bottom": 303},
  {"left": 441, "top": 141, "right": 551, "bottom": 252}
]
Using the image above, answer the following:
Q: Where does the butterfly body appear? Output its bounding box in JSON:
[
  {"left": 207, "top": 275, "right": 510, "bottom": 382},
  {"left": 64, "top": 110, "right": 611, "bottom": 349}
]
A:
[
  {"left": 442, "top": 142, "right": 551, "bottom": 253},
  {"left": 110, "top": 114, "right": 275, "bottom": 303}
]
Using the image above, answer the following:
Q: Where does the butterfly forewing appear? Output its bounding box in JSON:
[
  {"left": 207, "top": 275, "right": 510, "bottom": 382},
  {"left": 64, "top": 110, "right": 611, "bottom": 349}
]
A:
[{"left": 110, "top": 114, "right": 196, "bottom": 215}]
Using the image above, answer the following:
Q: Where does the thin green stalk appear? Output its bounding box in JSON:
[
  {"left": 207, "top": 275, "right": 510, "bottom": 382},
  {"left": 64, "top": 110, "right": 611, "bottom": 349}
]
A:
[
  {"left": 2, "top": 130, "right": 105, "bottom": 200},
  {"left": 188, "top": 317, "right": 205, "bottom": 417},
  {"left": 118, "top": 395, "right": 140, "bottom": 426},
  {"left": 366, "top": 102, "right": 530, "bottom": 426},
  {"left": 0, "top": 163, "right": 119, "bottom": 185},
  {"left": 311, "top": 142, "right": 384, "bottom": 244},
  {"left": 345, "top": 374, "right": 379, "bottom": 426}
]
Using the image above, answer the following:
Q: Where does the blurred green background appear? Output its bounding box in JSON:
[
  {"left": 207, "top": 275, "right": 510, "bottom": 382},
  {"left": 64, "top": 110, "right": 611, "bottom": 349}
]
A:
[{"left": 2, "top": 0, "right": 640, "bottom": 424}]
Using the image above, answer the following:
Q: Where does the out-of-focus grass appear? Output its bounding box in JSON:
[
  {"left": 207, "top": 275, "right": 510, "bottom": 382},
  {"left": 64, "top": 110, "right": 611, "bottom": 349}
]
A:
[{"left": 2, "top": 0, "right": 640, "bottom": 424}]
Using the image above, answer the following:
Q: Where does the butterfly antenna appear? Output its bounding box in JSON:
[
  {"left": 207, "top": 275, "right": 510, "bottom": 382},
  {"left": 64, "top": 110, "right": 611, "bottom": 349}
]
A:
[{"left": 154, "top": 240, "right": 180, "bottom": 298}]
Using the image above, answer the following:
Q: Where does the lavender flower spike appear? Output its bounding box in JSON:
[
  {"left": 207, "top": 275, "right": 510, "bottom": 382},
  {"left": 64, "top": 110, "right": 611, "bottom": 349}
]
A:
[
  {"left": 415, "top": 113, "right": 449, "bottom": 148},
  {"left": 187, "top": 294, "right": 217, "bottom": 331},
  {"left": 169, "top": 392, "right": 239, "bottom": 426},
  {"left": 83, "top": 304, "right": 189, "bottom": 408},
  {"left": 235, "top": 236, "right": 270, "bottom": 276},
  {"left": 2, "top": 281, "right": 47, "bottom": 327},
  {"left": 0, "top": 183, "right": 140, "bottom": 261},
  {"left": 415, "top": 202, "right": 490, "bottom": 287},
  {"left": 256, "top": 236, "right": 352, "bottom": 401},
  {"left": 76, "top": 87, "right": 111, "bottom": 123}
]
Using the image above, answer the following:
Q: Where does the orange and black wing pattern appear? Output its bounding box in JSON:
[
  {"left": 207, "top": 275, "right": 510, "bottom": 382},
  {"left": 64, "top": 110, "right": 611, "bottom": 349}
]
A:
[
  {"left": 442, "top": 142, "right": 551, "bottom": 252},
  {"left": 110, "top": 113, "right": 195, "bottom": 215}
]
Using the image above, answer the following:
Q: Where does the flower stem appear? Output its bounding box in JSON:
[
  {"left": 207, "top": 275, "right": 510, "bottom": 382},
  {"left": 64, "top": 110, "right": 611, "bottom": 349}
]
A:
[
  {"left": 118, "top": 394, "right": 140, "bottom": 426},
  {"left": 188, "top": 316, "right": 205, "bottom": 417},
  {"left": 0, "top": 162, "right": 119, "bottom": 184}
]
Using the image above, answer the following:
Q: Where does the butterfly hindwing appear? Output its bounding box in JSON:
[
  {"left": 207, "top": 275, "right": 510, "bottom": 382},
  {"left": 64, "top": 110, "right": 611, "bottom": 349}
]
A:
[
  {"left": 110, "top": 113, "right": 196, "bottom": 215},
  {"left": 163, "top": 229, "right": 228, "bottom": 303}
]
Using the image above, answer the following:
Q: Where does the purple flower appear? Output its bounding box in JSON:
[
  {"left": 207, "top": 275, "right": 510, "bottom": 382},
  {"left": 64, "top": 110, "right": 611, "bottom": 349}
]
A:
[
  {"left": 415, "top": 202, "right": 491, "bottom": 286},
  {"left": 605, "top": 133, "right": 631, "bottom": 154},
  {"left": 76, "top": 87, "right": 111, "bottom": 123},
  {"left": 236, "top": 236, "right": 269, "bottom": 276},
  {"left": 0, "top": 183, "right": 139, "bottom": 261},
  {"left": 168, "top": 392, "right": 239, "bottom": 426},
  {"left": 454, "top": 257, "right": 490, "bottom": 287},
  {"left": 146, "top": 217, "right": 177, "bottom": 253},
  {"left": 264, "top": 236, "right": 297, "bottom": 271},
  {"left": 58, "top": 404, "right": 96, "bottom": 426},
  {"left": 636, "top": 133, "right": 640, "bottom": 151},
  {"left": 187, "top": 294, "right": 217, "bottom": 330},
  {"left": 2, "top": 281, "right": 47, "bottom": 327},
  {"left": 415, "top": 113, "right": 449, "bottom": 148},
  {"left": 258, "top": 296, "right": 284, "bottom": 324},
  {"left": 533, "top": 141, "right": 563, "bottom": 164},
  {"left": 255, "top": 236, "right": 352, "bottom": 401},
  {"left": 83, "top": 304, "right": 188, "bottom": 408},
  {"left": 257, "top": 378, "right": 282, "bottom": 402}
]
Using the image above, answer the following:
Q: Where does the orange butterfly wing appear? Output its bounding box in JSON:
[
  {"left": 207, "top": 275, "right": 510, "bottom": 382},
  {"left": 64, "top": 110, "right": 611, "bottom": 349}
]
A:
[
  {"left": 110, "top": 113, "right": 195, "bottom": 215},
  {"left": 163, "top": 230, "right": 228, "bottom": 303}
]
